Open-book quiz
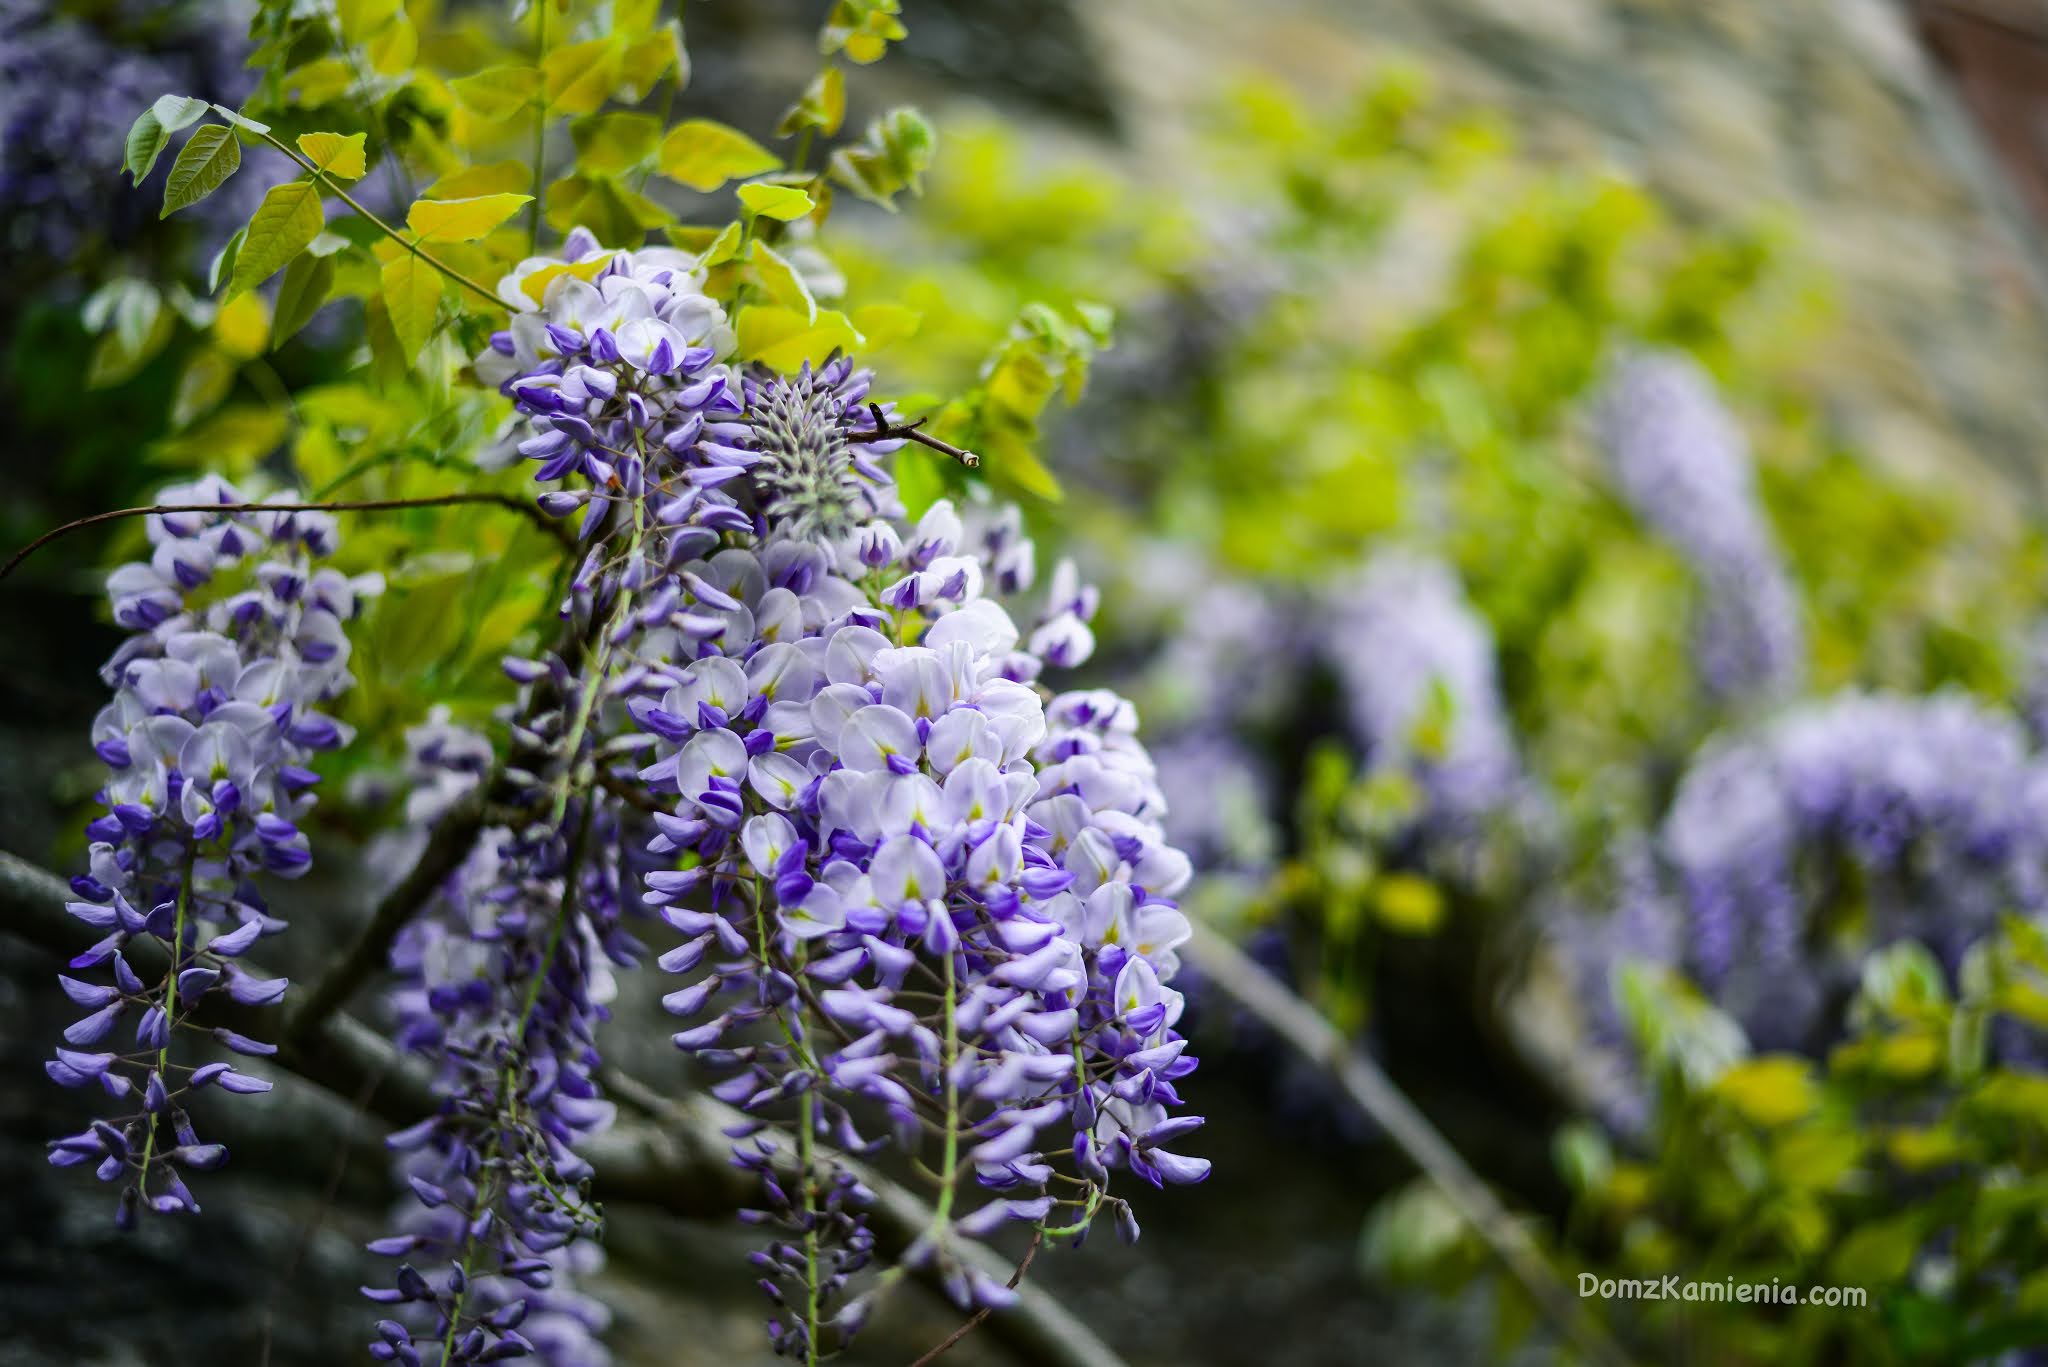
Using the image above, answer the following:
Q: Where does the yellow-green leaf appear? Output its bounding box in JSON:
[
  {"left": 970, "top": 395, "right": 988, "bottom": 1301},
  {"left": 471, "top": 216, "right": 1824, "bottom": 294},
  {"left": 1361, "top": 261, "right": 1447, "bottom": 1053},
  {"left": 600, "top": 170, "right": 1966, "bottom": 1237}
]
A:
[
  {"left": 657, "top": 119, "right": 780, "bottom": 193},
  {"left": 621, "top": 21, "right": 688, "bottom": 98},
  {"left": 737, "top": 182, "right": 813, "bottom": 221},
  {"left": 569, "top": 112, "right": 663, "bottom": 177},
  {"left": 542, "top": 36, "right": 625, "bottom": 117},
  {"left": 1711, "top": 1056, "right": 1819, "bottom": 1128},
  {"left": 451, "top": 67, "right": 541, "bottom": 122},
  {"left": 211, "top": 290, "right": 269, "bottom": 360},
  {"left": 543, "top": 175, "right": 671, "bottom": 246},
  {"left": 426, "top": 161, "right": 531, "bottom": 199},
  {"left": 512, "top": 254, "right": 616, "bottom": 307},
  {"left": 406, "top": 193, "right": 533, "bottom": 243},
  {"left": 980, "top": 428, "right": 1062, "bottom": 503},
  {"left": 336, "top": 0, "right": 400, "bottom": 43},
  {"left": 381, "top": 253, "right": 444, "bottom": 363},
  {"left": 230, "top": 181, "right": 325, "bottom": 296},
  {"left": 366, "top": 13, "right": 417, "bottom": 76},
  {"left": 850, "top": 304, "right": 920, "bottom": 351},
  {"left": 161, "top": 124, "right": 242, "bottom": 218},
  {"left": 736, "top": 305, "right": 861, "bottom": 371},
  {"left": 749, "top": 241, "right": 815, "bottom": 322},
  {"left": 697, "top": 221, "right": 745, "bottom": 267},
  {"left": 777, "top": 65, "right": 846, "bottom": 137},
  {"left": 1373, "top": 874, "right": 1445, "bottom": 935},
  {"left": 296, "top": 131, "right": 367, "bottom": 180}
]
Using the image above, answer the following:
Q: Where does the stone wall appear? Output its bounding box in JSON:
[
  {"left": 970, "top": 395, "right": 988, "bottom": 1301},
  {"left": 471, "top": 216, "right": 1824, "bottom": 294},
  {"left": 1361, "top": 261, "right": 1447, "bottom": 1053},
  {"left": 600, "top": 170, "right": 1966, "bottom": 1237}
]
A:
[{"left": 1080, "top": 0, "right": 2048, "bottom": 506}]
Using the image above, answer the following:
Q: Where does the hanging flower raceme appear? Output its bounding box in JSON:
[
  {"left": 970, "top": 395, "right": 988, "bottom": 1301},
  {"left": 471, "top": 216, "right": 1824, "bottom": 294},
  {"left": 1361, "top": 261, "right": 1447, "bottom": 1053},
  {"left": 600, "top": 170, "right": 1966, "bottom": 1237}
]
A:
[
  {"left": 635, "top": 505, "right": 1206, "bottom": 1351},
  {"left": 371, "top": 717, "right": 622, "bottom": 1367},
  {"left": 1569, "top": 690, "right": 2048, "bottom": 1061},
  {"left": 360, "top": 229, "right": 1206, "bottom": 1362},
  {"left": 47, "top": 475, "right": 364, "bottom": 1225},
  {"left": 1592, "top": 349, "right": 1804, "bottom": 702},
  {"left": 1320, "top": 552, "right": 1521, "bottom": 827}
]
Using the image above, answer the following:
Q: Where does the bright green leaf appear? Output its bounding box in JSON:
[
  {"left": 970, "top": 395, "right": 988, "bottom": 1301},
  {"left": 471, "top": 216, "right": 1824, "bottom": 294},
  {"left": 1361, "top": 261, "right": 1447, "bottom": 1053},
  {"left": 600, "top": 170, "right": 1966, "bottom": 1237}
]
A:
[
  {"left": 124, "top": 110, "right": 169, "bottom": 183},
  {"left": 657, "top": 119, "right": 781, "bottom": 193},
  {"left": 208, "top": 228, "right": 245, "bottom": 294},
  {"left": 542, "top": 36, "right": 625, "bottom": 117},
  {"left": 406, "top": 193, "right": 533, "bottom": 243},
  {"left": 296, "top": 131, "right": 368, "bottom": 180},
  {"left": 230, "top": 181, "right": 326, "bottom": 296},
  {"left": 702, "top": 222, "right": 748, "bottom": 267},
  {"left": 272, "top": 252, "right": 336, "bottom": 350},
  {"left": 162, "top": 125, "right": 242, "bottom": 218},
  {"left": 381, "top": 252, "right": 445, "bottom": 363},
  {"left": 737, "top": 182, "right": 813, "bottom": 221}
]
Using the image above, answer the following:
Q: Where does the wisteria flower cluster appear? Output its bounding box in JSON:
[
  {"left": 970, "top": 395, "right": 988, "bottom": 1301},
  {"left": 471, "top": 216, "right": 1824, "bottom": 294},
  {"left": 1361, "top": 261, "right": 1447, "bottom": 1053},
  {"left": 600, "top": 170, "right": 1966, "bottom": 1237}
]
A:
[
  {"left": 1592, "top": 349, "right": 1804, "bottom": 701},
  {"left": 47, "top": 475, "right": 363, "bottom": 1225},
  {"left": 1322, "top": 552, "right": 1522, "bottom": 828},
  {"left": 1579, "top": 690, "right": 2048, "bottom": 1058},
  {"left": 373, "top": 714, "right": 623, "bottom": 1367},
  {"left": 347, "top": 229, "right": 1207, "bottom": 1362},
  {"left": 0, "top": 0, "right": 255, "bottom": 260}
]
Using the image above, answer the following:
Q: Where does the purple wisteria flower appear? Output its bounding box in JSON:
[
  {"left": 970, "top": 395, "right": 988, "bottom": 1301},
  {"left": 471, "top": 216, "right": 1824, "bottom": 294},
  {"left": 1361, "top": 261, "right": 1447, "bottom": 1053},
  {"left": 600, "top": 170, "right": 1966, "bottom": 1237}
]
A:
[
  {"left": 366, "top": 228, "right": 1208, "bottom": 1361},
  {"left": 1589, "top": 690, "right": 2048, "bottom": 1056},
  {"left": 1320, "top": 552, "right": 1520, "bottom": 827},
  {"left": 1, "top": 0, "right": 257, "bottom": 262},
  {"left": 633, "top": 494, "right": 1205, "bottom": 1350},
  {"left": 372, "top": 717, "right": 621, "bottom": 1367},
  {"left": 47, "top": 475, "right": 364, "bottom": 1225},
  {"left": 1592, "top": 349, "right": 1803, "bottom": 701}
]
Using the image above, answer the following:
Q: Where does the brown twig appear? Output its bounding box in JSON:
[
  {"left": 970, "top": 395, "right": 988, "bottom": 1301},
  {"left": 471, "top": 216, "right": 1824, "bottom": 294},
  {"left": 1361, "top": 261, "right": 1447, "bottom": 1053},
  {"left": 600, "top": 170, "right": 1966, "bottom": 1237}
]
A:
[
  {"left": 1, "top": 493, "right": 572, "bottom": 582},
  {"left": 863, "top": 402, "right": 981, "bottom": 469},
  {"left": 905, "top": 1227, "right": 1046, "bottom": 1367}
]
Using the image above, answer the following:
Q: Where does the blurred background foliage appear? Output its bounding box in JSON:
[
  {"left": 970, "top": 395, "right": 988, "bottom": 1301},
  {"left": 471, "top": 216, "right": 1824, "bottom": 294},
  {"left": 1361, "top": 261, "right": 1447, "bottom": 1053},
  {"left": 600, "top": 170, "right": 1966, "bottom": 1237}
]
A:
[{"left": 12, "top": 1, "right": 2048, "bottom": 1363}]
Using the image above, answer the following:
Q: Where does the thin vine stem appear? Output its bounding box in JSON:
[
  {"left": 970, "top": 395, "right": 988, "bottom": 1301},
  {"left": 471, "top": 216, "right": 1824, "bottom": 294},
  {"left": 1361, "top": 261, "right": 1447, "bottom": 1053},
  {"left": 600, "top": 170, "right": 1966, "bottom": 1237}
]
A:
[
  {"left": 1, "top": 493, "right": 570, "bottom": 581},
  {"left": 528, "top": 0, "right": 548, "bottom": 254},
  {"left": 253, "top": 128, "right": 505, "bottom": 309},
  {"left": 904, "top": 1228, "right": 1045, "bottom": 1367}
]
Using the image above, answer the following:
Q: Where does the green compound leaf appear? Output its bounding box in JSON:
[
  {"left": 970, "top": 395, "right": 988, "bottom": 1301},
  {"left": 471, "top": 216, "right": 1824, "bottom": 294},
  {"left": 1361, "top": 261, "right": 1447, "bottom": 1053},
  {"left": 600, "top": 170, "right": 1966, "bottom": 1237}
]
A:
[
  {"left": 161, "top": 124, "right": 242, "bottom": 218},
  {"left": 229, "top": 181, "right": 325, "bottom": 296},
  {"left": 271, "top": 251, "right": 336, "bottom": 350}
]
